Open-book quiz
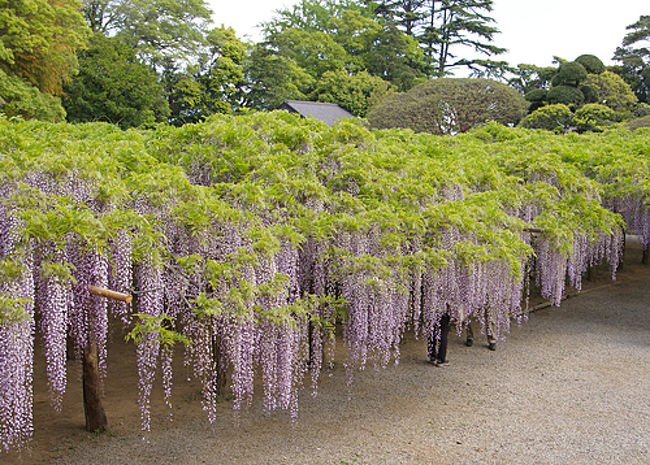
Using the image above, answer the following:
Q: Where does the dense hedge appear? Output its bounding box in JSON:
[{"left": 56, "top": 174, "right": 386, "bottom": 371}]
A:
[{"left": 367, "top": 78, "right": 529, "bottom": 134}]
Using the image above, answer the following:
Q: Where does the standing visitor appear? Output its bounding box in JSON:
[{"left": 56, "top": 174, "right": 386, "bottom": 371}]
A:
[
  {"left": 428, "top": 310, "right": 451, "bottom": 365},
  {"left": 465, "top": 307, "right": 497, "bottom": 350}
]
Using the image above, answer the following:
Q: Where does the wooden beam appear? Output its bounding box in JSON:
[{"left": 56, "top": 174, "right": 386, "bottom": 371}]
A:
[{"left": 88, "top": 285, "right": 132, "bottom": 304}]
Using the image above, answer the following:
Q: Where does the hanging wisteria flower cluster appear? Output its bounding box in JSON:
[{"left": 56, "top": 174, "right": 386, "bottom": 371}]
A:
[{"left": 0, "top": 114, "right": 646, "bottom": 452}]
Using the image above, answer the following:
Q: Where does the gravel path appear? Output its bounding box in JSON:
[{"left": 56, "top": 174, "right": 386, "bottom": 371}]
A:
[{"left": 7, "top": 240, "right": 650, "bottom": 465}]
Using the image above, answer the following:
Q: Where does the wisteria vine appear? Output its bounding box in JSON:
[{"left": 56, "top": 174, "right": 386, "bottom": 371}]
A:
[{"left": 0, "top": 115, "right": 647, "bottom": 452}]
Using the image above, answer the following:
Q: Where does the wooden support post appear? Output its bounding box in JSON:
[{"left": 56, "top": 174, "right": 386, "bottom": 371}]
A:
[
  {"left": 586, "top": 266, "right": 594, "bottom": 282},
  {"left": 80, "top": 285, "right": 129, "bottom": 433},
  {"left": 618, "top": 230, "right": 625, "bottom": 272},
  {"left": 82, "top": 341, "right": 107, "bottom": 432},
  {"left": 307, "top": 320, "right": 313, "bottom": 367},
  {"left": 643, "top": 246, "right": 649, "bottom": 266},
  {"left": 212, "top": 335, "right": 227, "bottom": 397}
]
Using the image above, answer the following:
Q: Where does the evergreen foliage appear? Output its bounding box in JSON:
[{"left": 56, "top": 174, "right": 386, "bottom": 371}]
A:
[
  {"left": 585, "top": 71, "right": 638, "bottom": 117},
  {"left": 580, "top": 85, "right": 599, "bottom": 104},
  {"left": 62, "top": 35, "right": 170, "bottom": 129},
  {"left": 551, "top": 61, "right": 588, "bottom": 87},
  {"left": 310, "top": 70, "right": 395, "bottom": 116},
  {"left": 547, "top": 85, "right": 585, "bottom": 107},
  {"left": 365, "top": 0, "right": 508, "bottom": 77},
  {"left": 575, "top": 54, "right": 605, "bottom": 74},
  {"left": 82, "top": 0, "right": 212, "bottom": 67},
  {"left": 612, "top": 15, "right": 650, "bottom": 103},
  {"left": 519, "top": 104, "right": 573, "bottom": 133}
]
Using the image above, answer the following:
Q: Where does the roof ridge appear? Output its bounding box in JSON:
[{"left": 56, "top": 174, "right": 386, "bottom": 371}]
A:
[{"left": 285, "top": 99, "right": 341, "bottom": 107}]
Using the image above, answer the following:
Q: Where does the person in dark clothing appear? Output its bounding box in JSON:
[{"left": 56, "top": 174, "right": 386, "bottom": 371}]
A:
[
  {"left": 465, "top": 307, "right": 497, "bottom": 351},
  {"left": 428, "top": 311, "right": 451, "bottom": 366}
]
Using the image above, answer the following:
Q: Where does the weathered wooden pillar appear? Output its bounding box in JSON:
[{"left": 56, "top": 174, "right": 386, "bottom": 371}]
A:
[
  {"left": 83, "top": 341, "right": 107, "bottom": 432},
  {"left": 213, "top": 335, "right": 227, "bottom": 397},
  {"left": 618, "top": 230, "right": 626, "bottom": 272},
  {"left": 80, "top": 285, "right": 130, "bottom": 433}
]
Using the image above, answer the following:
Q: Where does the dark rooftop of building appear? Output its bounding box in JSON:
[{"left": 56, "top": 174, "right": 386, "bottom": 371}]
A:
[{"left": 279, "top": 100, "right": 354, "bottom": 126}]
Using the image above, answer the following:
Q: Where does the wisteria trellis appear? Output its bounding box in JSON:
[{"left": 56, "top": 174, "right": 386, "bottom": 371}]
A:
[{"left": 0, "top": 115, "right": 645, "bottom": 451}]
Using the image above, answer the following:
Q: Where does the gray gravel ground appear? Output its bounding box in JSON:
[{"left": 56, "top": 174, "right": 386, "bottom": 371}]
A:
[{"left": 8, "top": 240, "right": 650, "bottom": 465}]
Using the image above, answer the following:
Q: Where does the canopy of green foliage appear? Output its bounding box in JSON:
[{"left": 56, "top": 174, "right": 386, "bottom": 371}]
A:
[
  {"left": 310, "top": 69, "right": 395, "bottom": 117},
  {"left": 551, "top": 61, "right": 588, "bottom": 87},
  {"left": 519, "top": 104, "right": 573, "bottom": 133},
  {"left": 0, "top": 69, "right": 66, "bottom": 121},
  {"left": 575, "top": 54, "right": 605, "bottom": 74},
  {"left": 572, "top": 104, "right": 616, "bottom": 132},
  {"left": 547, "top": 85, "right": 585, "bottom": 107},
  {"left": 63, "top": 34, "right": 170, "bottom": 129},
  {"left": 585, "top": 71, "right": 638, "bottom": 117},
  {"left": 0, "top": 0, "right": 88, "bottom": 95}
]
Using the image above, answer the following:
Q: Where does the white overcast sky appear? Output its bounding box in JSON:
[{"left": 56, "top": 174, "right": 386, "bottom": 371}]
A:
[{"left": 207, "top": 0, "right": 648, "bottom": 71}]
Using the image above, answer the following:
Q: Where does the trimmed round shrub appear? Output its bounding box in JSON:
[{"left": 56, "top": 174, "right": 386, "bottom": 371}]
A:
[
  {"left": 633, "top": 102, "right": 650, "bottom": 118},
  {"left": 575, "top": 55, "right": 605, "bottom": 74},
  {"left": 519, "top": 104, "right": 573, "bottom": 133},
  {"left": 547, "top": 85, "right": 585, "bottom": 106},
  {"left": 367, "top": 78, "right": 529, "bottom": 134},
  {"left": 551, "top": 61, "right": 588, "bottom": 87},
  {"left": 572, "top": 103, "right": 615, "bottom": 132},
  {"left": 525, "top": 89, "right": 547, "bottom": 102},
  {"left": 580, "top": 85, "right": 599, "bottom": 104},
  {"left": 524, "top": 89, "right": 547, "bottom": 112}
]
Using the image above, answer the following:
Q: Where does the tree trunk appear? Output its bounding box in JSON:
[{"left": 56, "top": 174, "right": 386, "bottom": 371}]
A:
[
  {"left": 213, "top": 335, "right": 227, "bottom": 397},
  {"left": 83, "top": 341, "right": 107, "bottom": 432},
  {"left": 618, "top": 230, "right": 625, "bottom": 272},
  {"left": 643, "top": 246, "right": 649, "bottom": 265}
]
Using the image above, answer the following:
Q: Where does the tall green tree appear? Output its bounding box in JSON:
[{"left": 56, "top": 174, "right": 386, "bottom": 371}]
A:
[
  {"left": 82, "top": 0, "right": 211, "bottom": 67},
  {"left": 612, "top": 15, "right": 650, "bottom": 103},
  {"left": 310, "top": 69, "right": 395, "bottom": 116},
  {"left": 75, "top": 0, "right": 215, "bottom": 125},
  {"left": 63, "top": 34, "right": 170, "bottom": 128},
  {"left": 365, "top": 0, "right": 507, "bottom": 77},
  {"left": 249, "top": 0, "right": 426, "bottom": 108},
  {"left": 0, "top": 0, "right": 88, "bottom": 95},
  {"left": 199, "top": 27, "right": 248, "bottom": 114},
  {"left": 164, "top": 26, "right": 248, "bottom": 124},
  {"left": 263, "top": 0, "right": 367, "bottom": 34},
  {"left": 244, "top": 48, "right": 315, "bottom": 110},
  {"left": 161, "top": 62, "right": 204, "bottom": 125},
  {"left": 372, "top": 1, "right": 425, "bottom": 35}
]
